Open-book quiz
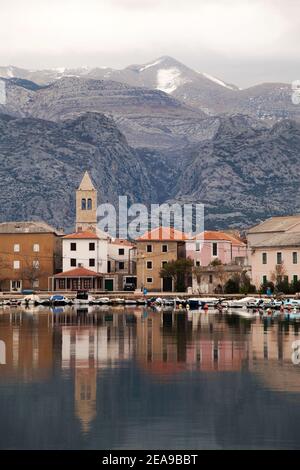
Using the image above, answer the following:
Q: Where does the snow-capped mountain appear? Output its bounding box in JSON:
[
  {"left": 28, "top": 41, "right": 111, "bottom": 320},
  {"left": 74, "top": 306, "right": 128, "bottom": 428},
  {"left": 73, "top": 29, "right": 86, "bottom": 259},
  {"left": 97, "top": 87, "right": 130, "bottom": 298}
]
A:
[{"left": 1, "top": 57, "right": 296, "bottom": 121}]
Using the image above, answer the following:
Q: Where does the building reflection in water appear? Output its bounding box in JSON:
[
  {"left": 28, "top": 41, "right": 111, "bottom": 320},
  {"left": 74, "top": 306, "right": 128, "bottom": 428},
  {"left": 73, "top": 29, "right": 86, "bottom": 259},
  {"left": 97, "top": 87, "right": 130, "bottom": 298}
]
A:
[{"left": 0, "top": 306, "right": 300, "bottom": 433}]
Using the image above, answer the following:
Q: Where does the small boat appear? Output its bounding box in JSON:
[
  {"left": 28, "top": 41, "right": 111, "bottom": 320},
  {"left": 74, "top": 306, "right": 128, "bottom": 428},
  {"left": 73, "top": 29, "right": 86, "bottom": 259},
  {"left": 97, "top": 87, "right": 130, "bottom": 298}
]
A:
[
  {"left": 21, "top": 294, "right": 41, "bottom": 305},
  {"left": 97, "top": 297, "right": 110, "bottom": 304},
  {"left": 111, "top": 298, "right": 125, "bottom": 305},
  {"left": 233, "top": 308, "right": 258, "bottom": 319},
  {"left": 187, "top": 298, "right": 201, "bottom": 309},
  {"left": 49, "top": 294, "right": 70, "bottom": 305},
  {"left": 74, "top": 290, "right": 94, "bottom": 305},
  {"left": 124, "top": 299, "right": 137, "bottom": 305},
  {"left": 285, "top": 310, "right": 300, "bottom": 320},
  {"left": 225, "top": 297, "right": 257, "bottom": 308},
  {"left": 284, "top": 299, "right": 300, "bottom": 308},
  {"left": 163, "top": 298, "right": 176, "bottom": 306}
]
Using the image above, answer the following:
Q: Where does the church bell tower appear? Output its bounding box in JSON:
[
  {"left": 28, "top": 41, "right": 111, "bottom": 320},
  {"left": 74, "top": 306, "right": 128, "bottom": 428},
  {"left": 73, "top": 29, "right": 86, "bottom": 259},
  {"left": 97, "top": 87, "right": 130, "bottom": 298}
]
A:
[{"left": 76, "top": 171, "right": 97, "bottom": 232}]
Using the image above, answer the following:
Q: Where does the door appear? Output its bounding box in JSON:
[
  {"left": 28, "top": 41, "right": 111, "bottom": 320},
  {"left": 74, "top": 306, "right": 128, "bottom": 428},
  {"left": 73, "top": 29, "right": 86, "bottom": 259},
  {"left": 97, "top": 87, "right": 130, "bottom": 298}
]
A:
[
  {"left": 162, "top": 277, "right": 173, "bottom": 292},
  {"left": 10, "top": 280, "right": 22, "bottom": 292},
  {"left": 105, "top": 279, "right": 114, "bottom": 291}
]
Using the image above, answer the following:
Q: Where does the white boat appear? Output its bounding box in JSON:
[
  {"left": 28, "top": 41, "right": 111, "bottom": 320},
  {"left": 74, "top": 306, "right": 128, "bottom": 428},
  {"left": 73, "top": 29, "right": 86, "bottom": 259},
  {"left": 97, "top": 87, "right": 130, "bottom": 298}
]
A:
[
  {"left": 96, "top": 297, "right": 110, "bottom": 304},
  {"left": 284, "top": 298, "right": 300, "bottom": 308},
  {"left": 73, "top": 290, "right": 95, "bottom": 305},
  {"left": 232, "top": 308, "right": 258, "bottom": 319},
  {"left": 21, "top": 294, "right": 41, "bottom": 305},
  {"left": 224, "top": 297, "right": 257, "bottom": 308},
  {"left": 49, "top": 294, "right": 70, "bottom": 305},
  {"left": 111, "top": 298, "right": 125, "bottom": 305}
]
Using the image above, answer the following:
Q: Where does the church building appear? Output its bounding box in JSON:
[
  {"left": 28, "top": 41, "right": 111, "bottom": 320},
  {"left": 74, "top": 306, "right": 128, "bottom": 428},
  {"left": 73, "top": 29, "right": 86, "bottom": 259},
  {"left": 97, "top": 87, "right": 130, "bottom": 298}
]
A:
[{"left": 52, "top": 172, "right": 112, "bottom": 291}]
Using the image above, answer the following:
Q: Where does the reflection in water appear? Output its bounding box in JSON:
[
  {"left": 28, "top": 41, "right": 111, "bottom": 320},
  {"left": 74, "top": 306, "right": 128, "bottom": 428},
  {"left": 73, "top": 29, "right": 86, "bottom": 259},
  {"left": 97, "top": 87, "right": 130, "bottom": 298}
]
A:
[{"left": 0, "top": 306, "right": 300, "bottom": 449}]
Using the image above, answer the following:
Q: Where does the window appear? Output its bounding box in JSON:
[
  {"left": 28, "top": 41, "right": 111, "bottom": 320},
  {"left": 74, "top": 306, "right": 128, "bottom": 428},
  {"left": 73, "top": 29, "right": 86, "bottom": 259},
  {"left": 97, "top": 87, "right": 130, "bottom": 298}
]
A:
[
  {"left": 81, "top": 198, "right": 86, "bottom": 210},
  {"left": 11, "top": 280, "right": 21, "bottom": 291},
  {"left": 89, "top": 258, "right": 95, "bottom": 267},
  {"left": 209, "top": 274, "right": 213, "bottom": 284},
  {"left": 277, "top": 252, "right": 282, "bottom": 264},
  {"left": 33, "top": 279, "right": 39, "bottom": 288},
  {"left": 146, "top": 277, "right": 153, "bottom": 283},
  {"left": 13, "top": 260, "right": 20, "bottom": 270},
  {"left": 293, "top": 275, "right": 298, "bottom": 283},
  {"left": 162, "top": 244, "right": 168, "bottom": 253},
  {"left": 87, "top": 198, "right": 92, "bottom": 210},
  {"left": 196, "top": 261, "right": 200, "bottom": 267},
  {"left": 212, "top": 242, "right": 218, "bottom": 257},
  {"left": 262, "top": 252, "right": 267, "bottom": 264},
  {"left": 118, "top": 261, "right": 125, "bottom": 270},
  {"left": 146, "top": 244, "right": 152, "bottom": 253},
  {"left": 161, "top": 261, "right": 168, "bottom": 268},
  {"left": 14, "top": 244, "right": 20, "bottom": 252},
  {"left": 70, "top": 242, "right": 77, "bottom": 251},
  {"left": 118, "top": 248, "right": 125, "bottom": 256},
  {"left": 33, "top": 244, "right": 40, "bottom": 252},
  {"left": 262, "top": 275, "right": 267, "bottom": 284},
  {"left": 32, "top": 260, "right": 39, "bottom": 269},
  {"left": 196, "top": 242, "right": 200, "bottom": 252},
  {"left": 89, "top": 242, "right": 95, "bottom": 251},
  {"left": 293, "top": 252, "right": 298, "bottom": 264},
  {"left": 70, "top": 258, "right": 77, "bottom": 267},
  {"left": 146, "top": 261, "right": 153, "bottom": 270}
]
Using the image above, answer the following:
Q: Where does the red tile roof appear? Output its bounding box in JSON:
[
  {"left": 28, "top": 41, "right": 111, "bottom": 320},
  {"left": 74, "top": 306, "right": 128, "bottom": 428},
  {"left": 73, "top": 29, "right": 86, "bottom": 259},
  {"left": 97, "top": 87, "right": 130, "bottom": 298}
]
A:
[
  {"left": 54, "top": 267, "right": 102, "bottom": 277},
  {"left": 63, "top": 231, "right": 99, "bottom": 239},
  {"left": 110, "top": 238, "right": 135, "bottom": 247},
  {"left": 137, "top": 227, "right": 188, "bottom": 241},
  {"left": 193, "top": 231, "right": 245, "bottom": 246}
]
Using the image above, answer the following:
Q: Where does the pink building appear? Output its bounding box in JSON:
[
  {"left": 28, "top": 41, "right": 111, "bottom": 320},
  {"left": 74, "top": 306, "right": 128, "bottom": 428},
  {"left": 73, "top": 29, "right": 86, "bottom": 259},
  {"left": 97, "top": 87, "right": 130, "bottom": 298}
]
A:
[{"left": 186, "top": 231, "right": 248, "bottom": 267}]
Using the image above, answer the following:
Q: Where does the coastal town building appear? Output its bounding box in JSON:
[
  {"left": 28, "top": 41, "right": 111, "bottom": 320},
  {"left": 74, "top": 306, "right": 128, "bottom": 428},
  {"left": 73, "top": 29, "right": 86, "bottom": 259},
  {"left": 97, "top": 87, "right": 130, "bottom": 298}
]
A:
[
  {"left": 107, "top": 238, "right": 137, "bottom": 290},
  {"left": 247, "top": 215, "right": 300, "bottom": 289},
  {"left": 52, "top": 171, "right": 117, "bottom": 291},
  {"left": 75, "top": 171, "right": 98, "bottom": 233},
  {"left": 186, "top": 230, "right": 248, "bottom": 267},
  {"left": 0, "top": 221, "right": 62, "bottom": 292},
  {"left": 186, "top": 230, "right": 249, "bottom": 294},
  {"left": 136, "top": 227, "right": 187, "bottom": 292}
]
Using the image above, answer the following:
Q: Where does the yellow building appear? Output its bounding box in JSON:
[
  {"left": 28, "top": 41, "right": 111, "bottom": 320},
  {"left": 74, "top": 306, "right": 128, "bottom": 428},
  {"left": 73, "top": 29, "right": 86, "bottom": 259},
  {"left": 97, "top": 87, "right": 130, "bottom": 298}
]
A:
[{"left": 136, "top": 227, "right": 187, "bottom": 292}]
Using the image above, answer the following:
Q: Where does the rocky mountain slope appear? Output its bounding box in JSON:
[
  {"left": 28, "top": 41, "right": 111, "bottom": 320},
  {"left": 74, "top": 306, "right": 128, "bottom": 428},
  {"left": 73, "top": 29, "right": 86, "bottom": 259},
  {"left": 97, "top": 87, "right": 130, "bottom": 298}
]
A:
[
  {"left": 0, "top": 59, "right": 300, "bottom": 230},
  {"left": 171, "top": 117, "right": 300, "bottom": 228},
  {"left": 0, "top": 112, "right": 154, "bottom": 230},
  {"left": 0, "top": 57, "right": 298, "bottom": 122},
  {"left": 0, "top": 77, "right": 213, "bottom": 152}
]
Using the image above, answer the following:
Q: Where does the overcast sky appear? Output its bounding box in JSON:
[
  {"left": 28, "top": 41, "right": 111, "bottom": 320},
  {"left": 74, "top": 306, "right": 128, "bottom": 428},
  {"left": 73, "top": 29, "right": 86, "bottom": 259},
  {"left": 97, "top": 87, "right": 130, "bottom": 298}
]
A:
[{"left": 0, "top": 0, "right": 299, "bottom": 87}]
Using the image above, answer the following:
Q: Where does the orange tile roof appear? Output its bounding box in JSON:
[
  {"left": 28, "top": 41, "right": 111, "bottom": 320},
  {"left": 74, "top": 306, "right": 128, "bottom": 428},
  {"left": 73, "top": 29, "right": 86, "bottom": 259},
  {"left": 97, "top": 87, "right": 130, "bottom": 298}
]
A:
[
  {"left": 137, "top": 227, "right": 188, "bottom": 241},
  {"left": 193, "top": 231, "right": 245, "bottom": 246},
  {"left": 63, "top": 231, "right": 99, "bottom": 239},
  {"left": 110, "top": 238, "right": 135, "bottom": 247},
  {"left": 54, "top": 267, "right": 102, "bottom": 277}
]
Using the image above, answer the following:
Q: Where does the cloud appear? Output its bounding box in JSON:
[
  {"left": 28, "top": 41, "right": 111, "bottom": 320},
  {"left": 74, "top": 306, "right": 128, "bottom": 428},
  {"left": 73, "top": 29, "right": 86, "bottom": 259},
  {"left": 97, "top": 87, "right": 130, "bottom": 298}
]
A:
[{"left": 0, "top": 0, "right": 299, "bottom": 86}]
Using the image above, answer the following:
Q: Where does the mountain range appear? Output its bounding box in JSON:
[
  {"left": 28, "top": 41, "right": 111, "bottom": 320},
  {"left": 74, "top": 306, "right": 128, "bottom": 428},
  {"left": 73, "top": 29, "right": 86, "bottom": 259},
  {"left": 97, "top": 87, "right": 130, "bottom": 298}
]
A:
[{"left": 0, "top": 56, "right": 299, "bottom": 230}]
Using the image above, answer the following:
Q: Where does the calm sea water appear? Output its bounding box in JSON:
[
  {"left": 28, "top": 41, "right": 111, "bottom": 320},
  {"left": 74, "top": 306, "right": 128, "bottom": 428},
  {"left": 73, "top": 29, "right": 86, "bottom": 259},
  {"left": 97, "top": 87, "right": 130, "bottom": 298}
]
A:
[{"left": 0, "top": 305, "right": 300, "bottom": 450}]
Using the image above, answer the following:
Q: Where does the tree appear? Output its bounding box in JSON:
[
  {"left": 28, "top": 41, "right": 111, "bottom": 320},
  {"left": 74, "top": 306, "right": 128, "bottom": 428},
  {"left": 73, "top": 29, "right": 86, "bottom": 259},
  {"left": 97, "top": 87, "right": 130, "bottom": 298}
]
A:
[
  {"left": 207, "top": 259, "right": 226, "bottom": 293},
  {"left": 20, "top": 259, "right": 45, "bottom": 290},
  {"left": 160, "top": 258, "right": 194, "bottom": 291},
  {"left": 0, "top": 255, "right": 10, "bottom": 291},
  {"left": 270, "top": 263, "right": 287, "bottom": 285}
]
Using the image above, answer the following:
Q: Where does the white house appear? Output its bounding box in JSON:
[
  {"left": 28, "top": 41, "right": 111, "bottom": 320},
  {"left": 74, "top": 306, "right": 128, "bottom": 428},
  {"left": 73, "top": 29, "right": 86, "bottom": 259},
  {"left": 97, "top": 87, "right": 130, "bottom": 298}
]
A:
[{"left": 62, "top": 231, "right": 108, "bottom": 274}]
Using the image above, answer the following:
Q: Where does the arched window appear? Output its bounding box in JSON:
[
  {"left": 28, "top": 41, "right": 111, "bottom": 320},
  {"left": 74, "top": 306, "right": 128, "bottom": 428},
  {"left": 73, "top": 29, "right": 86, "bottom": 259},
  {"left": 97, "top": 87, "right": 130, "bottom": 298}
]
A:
[
  {"left": 87, "top": 198, "right": 92, "bottom": 210},
  {"left": 81, "top": 198, "right": 86, "bottom": 210}
]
